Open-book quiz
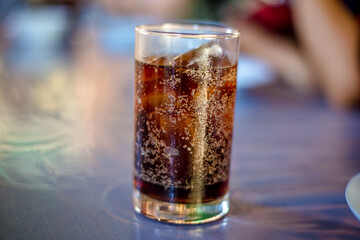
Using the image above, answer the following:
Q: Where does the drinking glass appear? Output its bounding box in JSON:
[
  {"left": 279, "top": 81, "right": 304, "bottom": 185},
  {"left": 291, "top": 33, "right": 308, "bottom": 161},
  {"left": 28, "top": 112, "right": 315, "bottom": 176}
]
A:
[{"left": 133, "top": 23, "right": 240, "bottom": 224}]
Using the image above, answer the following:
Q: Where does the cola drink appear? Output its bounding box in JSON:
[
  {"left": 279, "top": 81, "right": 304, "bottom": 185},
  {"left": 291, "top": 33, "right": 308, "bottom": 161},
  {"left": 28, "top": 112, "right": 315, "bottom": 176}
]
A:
[{"left": 134, "top": 42, "right": 237, "bottom": 204}]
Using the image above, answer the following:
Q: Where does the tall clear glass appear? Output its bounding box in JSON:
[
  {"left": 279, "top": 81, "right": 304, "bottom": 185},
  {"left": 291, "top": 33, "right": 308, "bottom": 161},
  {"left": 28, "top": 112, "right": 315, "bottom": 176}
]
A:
[{"left": 133, "top": 23, "right": 240, "bottom": 224}]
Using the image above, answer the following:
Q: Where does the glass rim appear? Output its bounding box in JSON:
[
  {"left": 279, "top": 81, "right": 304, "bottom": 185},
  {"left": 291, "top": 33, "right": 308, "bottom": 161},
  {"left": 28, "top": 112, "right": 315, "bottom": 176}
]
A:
[{"left": 135, "top": 23, "right": 240, "bottom": 39}]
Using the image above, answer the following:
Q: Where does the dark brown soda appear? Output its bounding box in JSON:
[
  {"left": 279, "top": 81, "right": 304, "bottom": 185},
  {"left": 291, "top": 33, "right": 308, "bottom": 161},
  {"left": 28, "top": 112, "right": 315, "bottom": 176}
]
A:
[{"left": 134, "top": 55, "right": 237, "bottom": 204}]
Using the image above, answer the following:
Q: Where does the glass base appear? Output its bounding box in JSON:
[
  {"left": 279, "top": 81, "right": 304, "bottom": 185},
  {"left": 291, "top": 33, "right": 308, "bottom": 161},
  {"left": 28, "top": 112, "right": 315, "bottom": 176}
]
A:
[{"left": 133, "top": 188, "right": 229, "bottom": 224}]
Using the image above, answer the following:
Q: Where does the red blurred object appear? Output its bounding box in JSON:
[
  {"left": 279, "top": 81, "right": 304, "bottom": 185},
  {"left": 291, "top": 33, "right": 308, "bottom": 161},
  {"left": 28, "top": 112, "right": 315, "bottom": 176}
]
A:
[{"left": 249, "top": 3, "right": 293, "bottom": 35}]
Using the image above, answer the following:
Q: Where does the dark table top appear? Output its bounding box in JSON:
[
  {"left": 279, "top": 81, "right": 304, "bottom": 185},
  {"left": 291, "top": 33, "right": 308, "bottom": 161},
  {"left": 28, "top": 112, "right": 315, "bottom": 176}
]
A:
[{"left": 1, "top": 35, "right": 360, "bottom": 239}]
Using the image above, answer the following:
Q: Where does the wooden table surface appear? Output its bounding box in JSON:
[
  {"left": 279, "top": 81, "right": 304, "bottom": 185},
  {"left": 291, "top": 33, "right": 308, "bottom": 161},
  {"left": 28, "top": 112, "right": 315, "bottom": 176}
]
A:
[{"left": 1, "top": 33, "right": 360, "bottom": 239}]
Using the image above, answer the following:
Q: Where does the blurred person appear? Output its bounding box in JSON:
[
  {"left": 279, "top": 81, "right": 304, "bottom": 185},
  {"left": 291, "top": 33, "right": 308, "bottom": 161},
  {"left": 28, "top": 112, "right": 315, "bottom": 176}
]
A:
[{"left": 227, "top": 0, "right": 360, "bottom": 109}]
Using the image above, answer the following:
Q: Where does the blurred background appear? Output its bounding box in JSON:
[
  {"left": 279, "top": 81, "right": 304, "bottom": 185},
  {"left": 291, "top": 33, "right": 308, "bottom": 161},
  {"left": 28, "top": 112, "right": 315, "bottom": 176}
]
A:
[
  {"left": 1, "top": 0, "right": 359, "bottom": 106},
  {"left": 0, "top": 0, "right": 359, "bottom": 190},
  {"left": 0, "top": 0, "right": 283, "bottom": 95}
]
